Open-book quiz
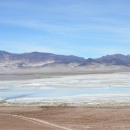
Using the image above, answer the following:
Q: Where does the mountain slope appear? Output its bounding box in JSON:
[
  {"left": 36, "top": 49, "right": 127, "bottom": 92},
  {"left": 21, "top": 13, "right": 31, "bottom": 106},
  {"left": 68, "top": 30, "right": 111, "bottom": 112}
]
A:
[
  {"left": 96, "top": 54, "right": 130, "bottom": 66},
  {"left": 0, "top": 51, "right": 85, "bottom": 63},
  {"left": 0, "top": 50, "right": 130, "bottom": 73}
]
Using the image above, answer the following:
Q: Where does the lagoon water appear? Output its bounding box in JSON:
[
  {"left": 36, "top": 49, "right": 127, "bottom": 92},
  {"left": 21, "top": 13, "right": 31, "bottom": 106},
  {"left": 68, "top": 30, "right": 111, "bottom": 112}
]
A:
[
  {"left": 1, "top": 86, "right": 130, "bottom": 101},
  {"left": 0, "top": 73, "right": 130, "bottom": 103}
]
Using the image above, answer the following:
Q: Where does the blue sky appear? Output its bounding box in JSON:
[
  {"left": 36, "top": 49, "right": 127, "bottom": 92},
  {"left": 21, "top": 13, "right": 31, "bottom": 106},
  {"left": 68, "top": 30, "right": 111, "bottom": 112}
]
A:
[{"left": 0, "top": 0, "right": 130, "bottom": 58}]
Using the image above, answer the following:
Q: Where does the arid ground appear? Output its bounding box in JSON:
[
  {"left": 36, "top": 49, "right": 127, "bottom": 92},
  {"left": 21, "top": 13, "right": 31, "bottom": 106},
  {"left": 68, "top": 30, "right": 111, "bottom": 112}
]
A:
[{"left": 0, "top": 107, "right": 130, "bottom": 130}]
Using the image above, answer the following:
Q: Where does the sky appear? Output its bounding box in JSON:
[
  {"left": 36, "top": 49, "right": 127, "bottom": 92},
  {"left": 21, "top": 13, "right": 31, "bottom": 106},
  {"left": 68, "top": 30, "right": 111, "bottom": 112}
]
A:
[{"left": 0, "top": 0, "right": 130, "bottom": 58}]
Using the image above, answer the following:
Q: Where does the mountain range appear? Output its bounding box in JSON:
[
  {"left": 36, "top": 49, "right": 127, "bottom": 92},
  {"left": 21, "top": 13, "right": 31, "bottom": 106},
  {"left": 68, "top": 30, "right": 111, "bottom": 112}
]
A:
[{"left": 0, "top": 50, "right": 130, "bottom": 73}]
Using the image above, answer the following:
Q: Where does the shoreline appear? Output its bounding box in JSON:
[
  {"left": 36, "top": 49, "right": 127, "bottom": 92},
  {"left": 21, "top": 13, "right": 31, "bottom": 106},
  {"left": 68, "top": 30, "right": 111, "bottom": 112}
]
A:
[{"left": 1, "top": 100, "right": 130, "bottom": 108}]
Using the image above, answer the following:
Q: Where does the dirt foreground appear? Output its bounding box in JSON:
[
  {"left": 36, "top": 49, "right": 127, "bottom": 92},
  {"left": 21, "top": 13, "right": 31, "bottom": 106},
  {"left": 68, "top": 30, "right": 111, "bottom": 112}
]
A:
[{"left": 0, "top": 107, "right": 130, "bottom": 130}]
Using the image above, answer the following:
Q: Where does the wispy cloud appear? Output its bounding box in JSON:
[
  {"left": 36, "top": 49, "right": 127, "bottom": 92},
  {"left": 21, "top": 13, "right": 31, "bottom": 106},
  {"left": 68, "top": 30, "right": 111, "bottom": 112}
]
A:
[{"left": 0, "top": 0, "right": 130, "bottom": 57}]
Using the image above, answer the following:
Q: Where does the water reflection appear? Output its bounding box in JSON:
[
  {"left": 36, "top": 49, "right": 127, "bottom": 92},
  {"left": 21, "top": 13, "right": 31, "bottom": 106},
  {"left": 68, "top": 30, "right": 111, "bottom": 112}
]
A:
[{"left": 0, "top": 86, "right": 130, "bottom": 101}]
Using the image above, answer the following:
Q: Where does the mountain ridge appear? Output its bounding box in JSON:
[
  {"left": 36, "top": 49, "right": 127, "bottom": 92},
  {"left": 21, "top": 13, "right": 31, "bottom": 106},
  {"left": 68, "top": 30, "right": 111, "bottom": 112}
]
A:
[
  {"left": 0, "top": 50, "right": 130, "bottom": 66},
  {"left": 0, "top": 50, "right": 130, "bottom": 74}
]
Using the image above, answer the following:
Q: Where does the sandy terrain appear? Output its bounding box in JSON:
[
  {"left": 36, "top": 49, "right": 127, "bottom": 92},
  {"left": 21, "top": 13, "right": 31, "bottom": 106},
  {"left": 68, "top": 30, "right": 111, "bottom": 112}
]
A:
[
  {"left": 0, "top": 107, "right": 130, "bottom": 130},
  {"left": 0, "top": 114, "right": 58, "bottom": 130}
]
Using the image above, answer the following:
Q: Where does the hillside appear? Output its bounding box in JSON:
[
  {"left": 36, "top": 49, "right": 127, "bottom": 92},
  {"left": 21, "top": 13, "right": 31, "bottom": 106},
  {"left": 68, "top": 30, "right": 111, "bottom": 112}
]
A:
[{"left": 0, "top": 51, "right": 130, "bottom": 74}]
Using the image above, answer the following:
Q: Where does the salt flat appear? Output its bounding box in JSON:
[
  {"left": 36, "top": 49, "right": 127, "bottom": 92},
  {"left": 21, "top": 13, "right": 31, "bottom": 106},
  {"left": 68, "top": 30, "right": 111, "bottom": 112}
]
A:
[{"left": 0, "top": 72, "right": 130, "bottom": 106}]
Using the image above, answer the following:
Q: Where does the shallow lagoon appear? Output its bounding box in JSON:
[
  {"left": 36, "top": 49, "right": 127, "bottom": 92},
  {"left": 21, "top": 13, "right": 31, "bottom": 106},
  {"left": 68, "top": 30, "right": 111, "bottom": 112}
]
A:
[
  {"left": 1, "top": 86, "right": 130, "bottom": 101},
  {"left": 0, "top": 73, "right": 130, "bottom": 104}
]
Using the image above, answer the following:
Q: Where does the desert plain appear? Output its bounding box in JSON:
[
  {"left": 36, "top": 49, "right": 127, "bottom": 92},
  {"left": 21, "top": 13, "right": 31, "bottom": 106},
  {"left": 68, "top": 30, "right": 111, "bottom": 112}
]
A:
[{"left": 0, "top": 106, "right": 130, "bottom": 130}]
